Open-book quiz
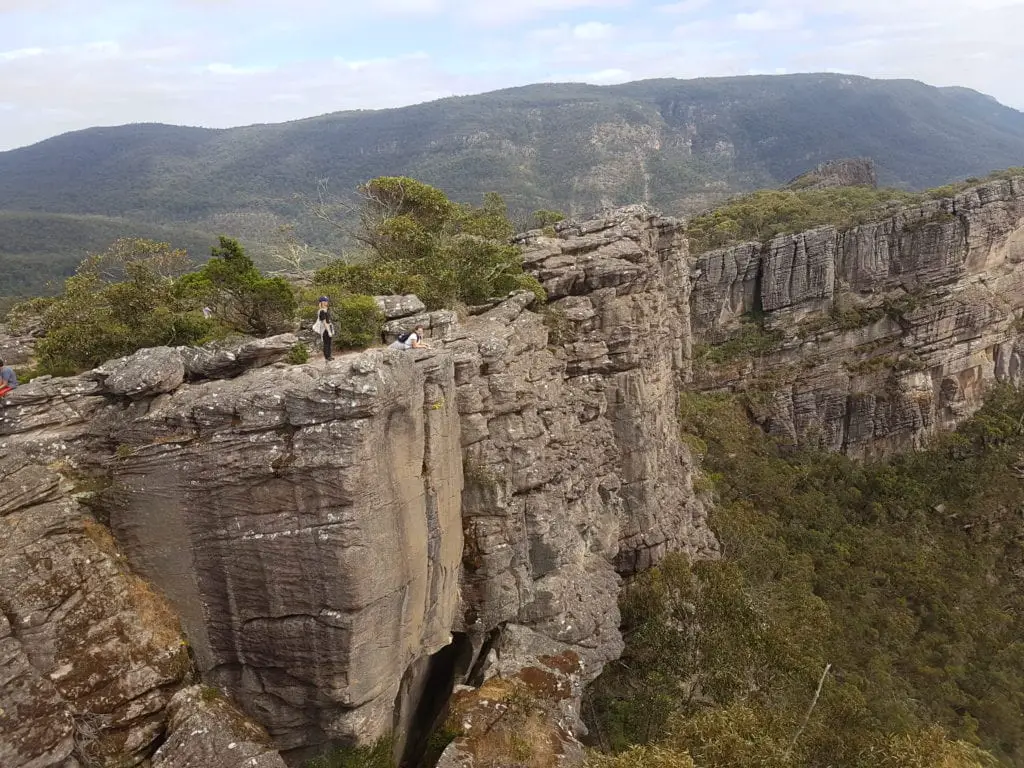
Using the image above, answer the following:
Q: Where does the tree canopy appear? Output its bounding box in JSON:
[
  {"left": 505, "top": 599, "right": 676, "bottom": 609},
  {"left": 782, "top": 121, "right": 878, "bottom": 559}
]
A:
[
  {"left": 9, "top": 237, "right": 298, "bottom": 377},
  {"left": 586, "top": 387, "right": 1024, "bottom": 767},
  {"left": 314, "top": 177, "right": 544, "bottom": 310}
]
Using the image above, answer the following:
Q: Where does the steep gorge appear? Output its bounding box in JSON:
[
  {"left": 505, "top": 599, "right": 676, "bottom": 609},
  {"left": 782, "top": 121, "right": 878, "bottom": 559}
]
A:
[{"left": 2, "top": 176, "right": 1023, "bottom": 767}]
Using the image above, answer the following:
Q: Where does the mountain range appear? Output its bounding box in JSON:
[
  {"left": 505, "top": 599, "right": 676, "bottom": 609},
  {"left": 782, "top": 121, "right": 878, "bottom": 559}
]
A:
[{"left": 2, "top": 72, "right": 1024, "bottom": 299}]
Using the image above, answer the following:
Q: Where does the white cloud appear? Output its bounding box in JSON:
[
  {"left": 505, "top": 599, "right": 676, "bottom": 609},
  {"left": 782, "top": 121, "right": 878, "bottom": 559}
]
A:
[
  {"left": 204, "top": 62, "right": 274, "bottom": 75},
  {"left": 1, "top": 0, "right": 1023, "bottom": 151},
  {"left": 655, "top": 0, "right": 710, "bottom": 13},
  {"left": 733, "top": 10, "right": 802, "bottom": 31},
  {"left": 0, "top": 46, "right": 44, "bottom": 60},
  {"left": 572, "top": 21, "right": 614, "bottom": 40},
  {"left": 462, "top": 0, "right": 632, "bottom": 25},
  {"left": 582, "top": 67, "right": 630, "bottom": 83}
]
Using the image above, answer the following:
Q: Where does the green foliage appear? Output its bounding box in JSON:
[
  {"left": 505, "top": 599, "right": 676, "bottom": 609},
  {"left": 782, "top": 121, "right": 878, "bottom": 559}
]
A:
[
  {"left": 587, "top": 387, "right": 1024, "bottom": 766},
  {"left": 304, "top": 737, "right": 393, "bottom": 768},
  {"left": 0, "top": 210, "right": 227, "bottom": 301},
  {"left": 286, "top": 343, "right": 309, "bottom": 365},
  {"left": 296, "top": 288, "right": 384, "bottom": 350},
  {"left": 20, "top": 239, "right": 216, "bottom": 377},
  {"left": 585, "top": 745, "right": 696, "bottom": 768},
  {"left": 175, "top": 236, "right": 296, "bottom": 335},
  {"left": 315, "top": 177, "right": 544, "bottom": 310},
  {"left": 333, "top": 295, "right": 385, "bottom": 350},
  {"left": 686, "top": 187, "right": 920, "bottom": 253},
  {"left": 541, "top": 304, "right": 578, "bottom": 347},
  {"left": 693, "top": 318, "right": 784, "bottom": 365},
  {"left": 533, "top": 209, "right": 566, "bottom": 228},
  {"left": 687, "top": 167, "right": 1024, "bottom": 255}
]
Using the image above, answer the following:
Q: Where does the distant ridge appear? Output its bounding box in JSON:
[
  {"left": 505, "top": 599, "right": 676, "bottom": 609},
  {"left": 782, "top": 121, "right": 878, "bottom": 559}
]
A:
[{"left": 2, "top": 72, "right": 1024, "bottom": 297}]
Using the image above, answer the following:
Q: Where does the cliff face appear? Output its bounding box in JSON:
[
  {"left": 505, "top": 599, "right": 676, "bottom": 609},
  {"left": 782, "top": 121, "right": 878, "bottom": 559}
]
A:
[
  {"left": 3, "top": 176, "right": 1023, "bottom": 767},
  {"left": 0, "top": 207, "right": 713, "bottom": 764},
  {"left": 692, "top": 177, "right": 1024, "bottom": 456}
]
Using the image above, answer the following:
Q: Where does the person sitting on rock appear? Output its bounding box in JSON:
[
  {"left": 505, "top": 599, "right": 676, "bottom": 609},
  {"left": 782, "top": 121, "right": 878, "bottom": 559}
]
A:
[
  {"left": 389, "top": 325, "right": 428, "bottom": 350},
  {"left": 312, "top": 296, "right": 334, "bottom": 361},
  {"left": 0, "top": 357, "right": 18, "bottom": 397}
]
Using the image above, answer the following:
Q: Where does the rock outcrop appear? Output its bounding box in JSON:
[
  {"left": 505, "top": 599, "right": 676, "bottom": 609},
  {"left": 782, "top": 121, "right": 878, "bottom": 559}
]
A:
[
  {"left": 0, "top": 456, "right": 188, "bottom": 768},
  {"left": 0, "top": 206, "right": 715, "bottom": 764},
  {"left": 151, "top": 686, "right": 287, "bottom": 768},
  {"left": 691, "top": 176, "right": 1024, "bottom": 456},
  {"left": 785, "top": 157, "right": 878, "bottom": 190}
]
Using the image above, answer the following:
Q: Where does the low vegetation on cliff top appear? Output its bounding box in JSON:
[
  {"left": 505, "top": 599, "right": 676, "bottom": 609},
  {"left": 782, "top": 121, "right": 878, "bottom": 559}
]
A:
[
  {"left": 7, "top": 177, "right": 538, "bottom": 377},
  {"left": 686, "top": 167, "right": 1024, "bottom": 253},
  {"left": 586, "top": 386, "right": 1024, "bottom": 767}
]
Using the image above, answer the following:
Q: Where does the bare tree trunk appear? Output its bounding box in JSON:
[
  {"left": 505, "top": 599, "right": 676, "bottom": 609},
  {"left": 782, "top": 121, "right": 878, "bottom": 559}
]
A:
[{"left": 784, "top": 663, "right": 832, "bottom": 760}]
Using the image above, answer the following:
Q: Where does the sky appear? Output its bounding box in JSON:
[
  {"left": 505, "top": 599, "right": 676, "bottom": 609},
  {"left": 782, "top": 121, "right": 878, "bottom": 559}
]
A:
[{"left": 1, "top": 0, "right": 1023, "bottom": 151}]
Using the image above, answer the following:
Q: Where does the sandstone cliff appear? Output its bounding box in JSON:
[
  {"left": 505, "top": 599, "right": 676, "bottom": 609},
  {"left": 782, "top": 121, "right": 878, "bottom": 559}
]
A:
[
  {"left": 0, "top": 209, "right": 714, "bottom": 765},
  {"left": 3, "top": 174, "right": 1022, "bottom": 767},
  {"left": 691, "top": 177, "right": 1024, "bottom": 456}
]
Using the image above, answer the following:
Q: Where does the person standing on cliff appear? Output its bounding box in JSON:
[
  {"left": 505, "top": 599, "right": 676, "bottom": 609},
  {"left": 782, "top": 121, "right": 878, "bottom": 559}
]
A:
[
  {"left": 313, "top": 297, "right": 334, "bottom": 361},
  {"left": 0, "top": 357, "right": 17, "bottom": 397}
]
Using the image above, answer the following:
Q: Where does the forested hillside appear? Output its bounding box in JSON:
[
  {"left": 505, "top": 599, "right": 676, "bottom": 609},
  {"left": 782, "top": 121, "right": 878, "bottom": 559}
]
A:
[
  {"left": 1, "top": 73, "right": 1023, "bottom": 228},
  {"left": 586, "top": 388, "right": 1024, "bottom": 767}
]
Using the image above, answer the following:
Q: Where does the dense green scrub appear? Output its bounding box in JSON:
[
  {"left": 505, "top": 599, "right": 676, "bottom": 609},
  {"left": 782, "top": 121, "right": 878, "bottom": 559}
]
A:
[
  {"left": 586, "top": 387, "right": 1024, "bottom": 767},
  {"left": 685, "top": 168, "right": 1024, "bottom": 253}
]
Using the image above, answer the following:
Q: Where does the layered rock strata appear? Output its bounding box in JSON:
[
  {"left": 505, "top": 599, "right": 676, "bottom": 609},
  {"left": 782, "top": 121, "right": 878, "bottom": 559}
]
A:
[
  {"left": 0, "top": 207, "right": 715, "bottom": 762},
  {"left": 691, "top": 176, "right": 1024, "bottom": 456}
]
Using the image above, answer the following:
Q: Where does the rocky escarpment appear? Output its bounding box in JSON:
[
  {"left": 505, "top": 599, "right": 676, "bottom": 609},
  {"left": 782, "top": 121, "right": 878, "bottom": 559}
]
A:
[
  {"left": 784, "top": 157, "right": 878, "bottom": 190},
  {"left": 0, "top": 211, "right": 714, "bottom": 766},
  {"left": 691, "top": 176, "right": 1024, "bottom": 456},
  {"left": 4, "top": 175, "right": 1022, "bottom": 767},
  {"left": 0, "top": 454, "right": 286, "bottom": 768}
]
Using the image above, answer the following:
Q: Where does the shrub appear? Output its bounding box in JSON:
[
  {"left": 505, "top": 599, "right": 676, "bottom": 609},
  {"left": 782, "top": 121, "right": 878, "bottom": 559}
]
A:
[
  {"left": 286, "top": 343, "right": 309, "bottom": 364},
  {"left": 304, "top": 737, "right": 393, "bottom": 768},
  {"left": 586, "top": 388, "right": 1024, "bottom": 766},
  {"left": 333, "top": 295, "right": 385, "bottom": 350},
  {"left": 175, "top": 236, "right": 296, "bottom": 336},
  {"left": 694, "top": 319, "right": 784, "bottom": 366},
  {"left": 18, "top": 239, "right": 216, "bottom": 376}
]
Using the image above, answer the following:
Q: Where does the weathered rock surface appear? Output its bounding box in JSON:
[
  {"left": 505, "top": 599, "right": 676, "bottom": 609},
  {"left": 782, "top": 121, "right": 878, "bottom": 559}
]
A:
[
  {"left": 0, "top": 324, "right": 36, "bottom": 366},
  {"left": 151, "top": 686, "right": 287, "bottom": 768},
  {"left": 375, "top": 294, "right": 427, "bottom": 320},
  {"left": 0, "top": 456, "right": 190, "bottom": 767},
  {"left": 691, "top": 176, "right": 1024, "bottom": 456},
  {"left": 785, "top": 157, "right": 878, "bottom": 190},
  {"left": 0, "top": 208, "right": 715, "bottom": 763},
  {"left": 2, "top": 340, "right": 466, "bottom": 760}
]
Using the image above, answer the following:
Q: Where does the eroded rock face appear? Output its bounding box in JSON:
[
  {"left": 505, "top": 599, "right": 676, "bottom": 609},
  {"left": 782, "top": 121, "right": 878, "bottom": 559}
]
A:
[
  {"left": 0, "top": 210, "right": 716, "bottom": 762},
  {"left": 784, "top": 157, "right": 878, "bottom": 190},
  {"left": 1, "top": 341, "right": 466, "bottom": 759},
  {"left": 691, "top": 177, "right": 1024, "bottom": 457},
  {"left": 0, "top": 456, "right": 189, "bottom": 767}
]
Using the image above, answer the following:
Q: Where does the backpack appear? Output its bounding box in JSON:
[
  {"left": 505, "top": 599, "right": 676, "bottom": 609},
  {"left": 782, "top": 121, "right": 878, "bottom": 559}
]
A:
[{"left": 397, "top": 332, "right": 412, "bottom": 343}]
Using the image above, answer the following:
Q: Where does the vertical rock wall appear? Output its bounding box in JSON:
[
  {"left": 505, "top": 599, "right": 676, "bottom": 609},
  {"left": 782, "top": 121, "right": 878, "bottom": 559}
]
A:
[{"left": 690, "top": 177, "right": 1024, "bottom": 456}]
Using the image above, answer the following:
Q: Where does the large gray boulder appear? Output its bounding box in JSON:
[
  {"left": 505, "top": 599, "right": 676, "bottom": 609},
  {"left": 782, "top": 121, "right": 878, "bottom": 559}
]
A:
[{"left": 152, "top": 686, "right": 287, "bottom": 768}]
